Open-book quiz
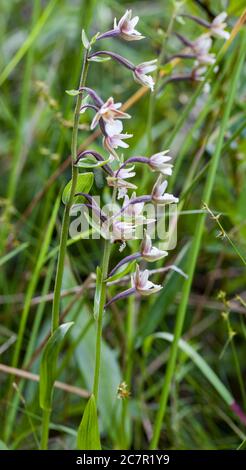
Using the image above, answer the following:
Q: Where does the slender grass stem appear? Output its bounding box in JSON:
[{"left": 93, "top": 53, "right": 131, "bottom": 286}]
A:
[
  {"left": 40, "top": 47, "right": 89, "bottom": 449},
  {"left": 150, "top": 30, "right": 246, "bottom": 450}
]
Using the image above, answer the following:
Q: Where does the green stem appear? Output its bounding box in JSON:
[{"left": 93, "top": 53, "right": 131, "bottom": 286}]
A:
[
  {"left": 93, "top": 240, "right": 111, "bottom": 401},
  {"left": 40, "top": 409, "right": 51, "bottom": 450},
  {"left": 51, "top": 50, "right": 89, "bottom": 333},
  {"left": 150, "top": 30, "right": 246, "bottom": 450},
  {"left": 40, "top": 47, "right": 89, "bottom": 448}
]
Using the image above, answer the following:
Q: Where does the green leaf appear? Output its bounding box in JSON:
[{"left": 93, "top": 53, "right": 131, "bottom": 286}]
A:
[
  {"left": 62, "top": 172, "right": 94, "bottom": 205},
  {"left": 81, "top": 29, "right": 90, "bottom": 49},
  {"left": 76, "top": 155, "right": 112, "bottom": 169},
  {"left": 65, "top": 89, "right": 79, "bottom": 96},
  {"left": 39, "top": 322, "right": 74, "bottom": 410},
  {"left": 90, "top": 32, "right": 100, "bottom": 45},
  {"left": 106, "top": 260, "right": 136, "bottom": 283},
  {"left": 77, "top": 394, "right": 101, "bottom": 450},
  {"left": 94, "top": 266, "right": 102, "bottom": 320},
  {"left": 88, "top": 56, "right": 111, "bottom": 63}
]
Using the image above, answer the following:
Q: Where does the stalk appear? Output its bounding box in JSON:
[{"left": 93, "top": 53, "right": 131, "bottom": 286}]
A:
[
  {"left": 92, "top": 240, "right": 111, "bottom": 401},
  {"left": 150, "top": 30, "right": 246, "bottom": 450},
  {"left": 51, "top": 50, "right": 89, "bottom": 332},
  {"left": 40, "top": 47, "right": 89, "bottom": 449}
]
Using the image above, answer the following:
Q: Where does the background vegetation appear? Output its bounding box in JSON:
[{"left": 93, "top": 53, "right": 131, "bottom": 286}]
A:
[{"left": 0, "top": 0, "right": 245, "bottom": 450}]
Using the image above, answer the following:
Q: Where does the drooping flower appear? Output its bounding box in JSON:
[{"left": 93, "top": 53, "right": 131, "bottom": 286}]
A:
[
  {"left": 152, "top": 175, "right": 179, "bottom": 205},
  {"left": 192, "top": 34, "right": 215, "bottom": 65},
  {"left": 133, "top": 60, "right": 157, "bottom": 91},
  {"left": 107, "top": 166, "right": 137, "bottom": 199},
  {"left": 104, "top": 219, "right": 135, "bottom": 242},
  {"left": 149, "top": 151, "right": 173, "bottom": 175},
  {"left": 114, "top": 10, "right": 145, "bottom": 41},
  {"left": 103, "top": 132, "right": 133, "bottom": 157},
  {"left": 123, "top": 192, "right": 144, "bottom": 218},
  {"left": 209, "top": 12, "right": 230, "bottom": 40},
  {"left": 140, "top": 231, "right": 168, "bottom": 261},
  {"left": 131, "top": 265, "right": 162, "bottom": 296},
  {"left": 90, "top": 96, "right": 130, "bottom": 133}
]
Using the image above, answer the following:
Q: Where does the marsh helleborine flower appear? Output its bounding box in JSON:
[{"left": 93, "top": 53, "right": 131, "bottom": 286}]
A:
[
  {"left": 149, "top": 151, "right": 173, "bottom": 176},
  {"left": 114, "top": 9, "right": 145, "bottom": 41},
  {"left": 152, "top": 175, "right": 179, "bottom": 205},
  {"left": 131, "top": 265, "right": 162, "bottom": 296},
  {"left": 192, "top": 34, "right": 215, "bottom": 65},
  {"left": 141, "top": 231, "right": 168, "bottom": 261},
  {"left": 209, "top": 12, "right": 230, "bottom": 40},
  {"left": 133, "top": 60, "right": 158, "bottom": 91},
  {"left": 90, "top": 96, "right": 131, "bottom": 135}
]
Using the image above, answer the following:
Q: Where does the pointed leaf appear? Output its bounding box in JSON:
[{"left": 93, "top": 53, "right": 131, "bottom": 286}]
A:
[
  {"left": 76, "top": 155, "right": 113, "bottom": 169},
  {"left": 88, "top": 56, "right": 111, "bottom": 63},
  {"left": 65, "top": 89, "right": 79, "bottom": 96},
  {"left": 62, "top": 172, "right": 94, "bottom": 205},
  {"left": 39, "top": 322, "right": 74, "bottom": 410},
  {"left": 77, "top": 394, "right": 101, "bottom": 450},
  {"left": 81, "top": 29, "right": 90, "bottom": 49}
]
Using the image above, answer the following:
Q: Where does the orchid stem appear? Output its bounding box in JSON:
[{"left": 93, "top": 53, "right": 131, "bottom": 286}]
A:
[{"left": 40, "top": 47, "right": 89, "bottom": 450}]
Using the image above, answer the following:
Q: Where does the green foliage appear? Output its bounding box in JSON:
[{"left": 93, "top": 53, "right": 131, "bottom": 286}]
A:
[
  {"left": 62, "top": 172, "right": 94, "bottom": 205},
  {"left": 39, "top": 322, "right": 74, "bottom": 410},
  {"left": 77, "top": 395, "right": 101, "bottom": 450}
]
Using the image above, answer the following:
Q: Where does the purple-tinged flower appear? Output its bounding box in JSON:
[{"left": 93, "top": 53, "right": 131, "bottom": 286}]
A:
[
  {"left": 140, "top": 231, "right": 168, "bottom": 261},
  {"left": 90, "top": 96, "right": 131, "bottom": 133},
  {"left": 107, "top": 166, "right": 137, "bottom": 199},
  {"left": 210, "top": 12, "right": 230, "bottom": 40},
  {"left": 113, "top": 9, "right": 144, "bottom": 41},
  {"left": 131, "top": 265, "right": 162, "bottom": 296},
  {"left": 133, "top": 60, "right": 157, "bottom": 91},
  {"left": 123, "top": 192, "right": 144, "bottom": 218},
  {"left": 149, "top": 151, "right": 173, "bottom": 175},
  {"left": 103, "top": 219, "right": 135, "bottom": 242},
  {"left": 152, "top": 175, "right": 179, "bottom": 205},
  {"left": 192, "top": 34, "right": 215, "bottom": 65},
  {"left": 103, "top": 132, "right": 133, "bottom": 157}
]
